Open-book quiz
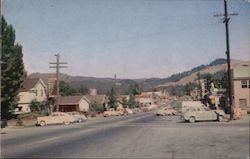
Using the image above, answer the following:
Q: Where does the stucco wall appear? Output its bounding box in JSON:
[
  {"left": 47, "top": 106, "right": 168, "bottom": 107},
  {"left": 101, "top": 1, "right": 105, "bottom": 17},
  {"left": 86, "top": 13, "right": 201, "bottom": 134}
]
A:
[{"left": 233, "top": 80, "right": 250, "bottom": 110}]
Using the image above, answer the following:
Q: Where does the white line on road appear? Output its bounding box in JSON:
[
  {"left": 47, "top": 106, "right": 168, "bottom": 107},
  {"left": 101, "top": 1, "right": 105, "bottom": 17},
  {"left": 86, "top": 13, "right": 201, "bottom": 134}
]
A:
[
  {"left": 37, "top": 136, "right": 62, "bottom": 143},
  {"left": 36, "top": 128, "right": 96, "bottom": 144}
]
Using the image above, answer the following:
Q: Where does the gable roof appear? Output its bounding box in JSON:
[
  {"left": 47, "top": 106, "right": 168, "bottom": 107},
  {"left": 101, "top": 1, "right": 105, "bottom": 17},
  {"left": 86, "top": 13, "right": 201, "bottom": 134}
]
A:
[
  {"left": 85, "top": 95, "right": 108, "bottom": 104},
  {"left": 58, "top": 96, "right": 90, "bottom": 105},
  {"left": 19, "top": 78, "right": 46, "bottom": 92}
]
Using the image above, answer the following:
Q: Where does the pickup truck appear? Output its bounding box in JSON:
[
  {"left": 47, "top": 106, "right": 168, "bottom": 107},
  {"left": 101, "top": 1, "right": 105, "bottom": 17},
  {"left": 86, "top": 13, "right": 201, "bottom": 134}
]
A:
[{"left": 37, "top": 112, "right": 75, "bottom": 126}]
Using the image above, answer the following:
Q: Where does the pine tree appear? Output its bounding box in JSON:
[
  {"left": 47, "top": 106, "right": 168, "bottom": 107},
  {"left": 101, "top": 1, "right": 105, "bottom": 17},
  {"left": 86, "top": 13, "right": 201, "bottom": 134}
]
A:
[
  {"left": 107, "top": 87, "right": 117, "bottom": 110},
  {"left": 1, "top": 16, "right": 25, "bottom": 119}
]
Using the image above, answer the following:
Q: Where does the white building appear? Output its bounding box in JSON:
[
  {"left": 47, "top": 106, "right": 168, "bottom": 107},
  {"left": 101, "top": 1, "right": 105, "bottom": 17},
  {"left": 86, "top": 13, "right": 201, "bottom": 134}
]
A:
[{"left": 16, "top": 78, "right": 47, "bottom": 113}]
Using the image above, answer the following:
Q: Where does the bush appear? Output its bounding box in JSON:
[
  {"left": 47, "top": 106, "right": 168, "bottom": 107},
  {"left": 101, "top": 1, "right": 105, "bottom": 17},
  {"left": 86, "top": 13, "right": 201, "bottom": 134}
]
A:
[
  {"left": 29, "top": 100, "right": 49, "bottom": 115},
  {"left": 89, "top": 101, "right": 104, "bottom": 113}
]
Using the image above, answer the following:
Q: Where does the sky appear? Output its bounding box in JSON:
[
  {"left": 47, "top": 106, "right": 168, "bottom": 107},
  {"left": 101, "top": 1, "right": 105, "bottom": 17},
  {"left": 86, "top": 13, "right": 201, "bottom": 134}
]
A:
[{"left": 2, "top": 0, "right": 250, "bottom": 79}]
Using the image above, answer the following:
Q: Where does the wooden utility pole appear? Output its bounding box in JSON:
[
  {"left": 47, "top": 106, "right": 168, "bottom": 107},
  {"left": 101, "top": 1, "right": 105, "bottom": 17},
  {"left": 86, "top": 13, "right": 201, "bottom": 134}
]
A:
[
  {"left": 214, "top": 0, "right": 238, "bottom": 120},
  {"left": 49, "top": 54, "right": 67, "bottom": 112},
  {"left": 197, "top": 71, "right": 202, "bottom": 99}
]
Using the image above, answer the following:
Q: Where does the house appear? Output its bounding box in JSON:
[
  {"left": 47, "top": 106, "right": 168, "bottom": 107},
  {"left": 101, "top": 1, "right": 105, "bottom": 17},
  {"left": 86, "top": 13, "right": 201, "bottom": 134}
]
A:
[
  {"left": 232, "top": 64, "right": 250, "bottom": 114},
  {"left": 85, "top": 95, "right": 108, "bottom": 108},
  {"left": 16, "top": 78, "right": 47, "bottom": 113},
  {"left": 58, "top": 96, "right": 90, "bottom": 112}
]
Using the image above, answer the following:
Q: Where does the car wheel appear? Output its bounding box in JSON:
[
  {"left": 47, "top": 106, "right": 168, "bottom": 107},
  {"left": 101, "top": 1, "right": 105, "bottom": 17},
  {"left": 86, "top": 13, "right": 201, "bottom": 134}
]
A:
[
  {"left": 189, "top": 116, "right": 196, "bottom": 123},
  {"left": 218, "top": 115, "right": 224, "bottom": 122},
  {"left": 64, "top": 121, "right": 70, "bottom": 125},
  {"left": 40, "top": 121, "right": 46, "bottom": 126}
]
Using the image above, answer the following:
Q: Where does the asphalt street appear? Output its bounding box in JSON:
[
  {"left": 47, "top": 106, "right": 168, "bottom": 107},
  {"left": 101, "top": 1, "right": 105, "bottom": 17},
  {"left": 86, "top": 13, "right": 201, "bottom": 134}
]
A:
[{"left": 1, "top": 112, "right": 249, "bottom": 159}]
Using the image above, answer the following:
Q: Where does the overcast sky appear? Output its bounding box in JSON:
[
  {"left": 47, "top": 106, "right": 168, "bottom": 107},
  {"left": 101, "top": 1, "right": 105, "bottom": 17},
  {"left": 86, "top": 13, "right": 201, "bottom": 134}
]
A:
[{"left": 2, "top": 0, "right": 250, "bottom": 79}]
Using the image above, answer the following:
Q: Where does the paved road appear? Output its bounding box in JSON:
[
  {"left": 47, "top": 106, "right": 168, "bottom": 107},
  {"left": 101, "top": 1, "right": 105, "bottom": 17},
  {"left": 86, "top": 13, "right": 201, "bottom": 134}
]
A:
[{"left": 1, "top": 112, "right": 249, "bottom": 159}]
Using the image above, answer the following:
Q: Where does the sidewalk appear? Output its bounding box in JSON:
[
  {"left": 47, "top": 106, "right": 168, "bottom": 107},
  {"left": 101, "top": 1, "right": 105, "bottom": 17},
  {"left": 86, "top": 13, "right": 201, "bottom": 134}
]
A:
[{"left": 1, "top": 125, "right": 26, "bottom": 134}]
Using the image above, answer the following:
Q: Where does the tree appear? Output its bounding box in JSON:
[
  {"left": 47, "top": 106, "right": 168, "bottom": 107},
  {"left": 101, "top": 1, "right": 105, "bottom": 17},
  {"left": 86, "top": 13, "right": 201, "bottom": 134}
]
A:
[
  {"left": 129, "top": 83, "right": 141, "bottom": 96},
  {"left": 127, "top": 83, "right": 141, "bottom": 108},
  {"left": 1, "top": 16, "right": 25, "bottom": 119},
  {"left": 185, "top": 82, "right": 199, "bottom": 95},
  {"left": 29, "top": 100, "right": 49, "bottom": 115},
  {"left": 78, "top": 85, "right": 89, "bottom": 95},
  {"left": 89, "top": 101, "right": 104, "bottom": 113},
  {"left": 107, "top": 87, "right": 117, "bottom": 110},
  {"left": 59, "top": 81, "right": 76, "bottom": 96}
]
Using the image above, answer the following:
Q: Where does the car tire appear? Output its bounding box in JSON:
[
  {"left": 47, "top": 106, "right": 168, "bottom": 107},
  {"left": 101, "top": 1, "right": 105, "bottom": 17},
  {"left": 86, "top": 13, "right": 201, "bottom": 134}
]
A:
[
  {"left": 189, "top": 116, "right": 196, "bottom": 123},
  {"left": 218, "top": 115, "right": 224, "bottom": 122},
  {"left": 40, "top": 121, "right": 46, "bottom": 126}
]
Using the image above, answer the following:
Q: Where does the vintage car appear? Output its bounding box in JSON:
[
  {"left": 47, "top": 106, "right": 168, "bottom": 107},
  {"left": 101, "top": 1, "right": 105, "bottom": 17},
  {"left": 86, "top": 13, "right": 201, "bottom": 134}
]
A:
[
  {"left": 124, "top": 108, "right": 134, "bottom": 115},
  {"left": 103, "top": 108, "right": 124, "bottom": 117},
  {"left": 66, "top": 111, "right": 87, "bottom": 122},
  {"left": 156, "top": 107, "right": 177, "bottom": 116},
  {"left": 180, "top": 107, "right": 226, "bottom": 123},
  {"left": 37, "top": 112, "right": 75, "bottom": 126}
]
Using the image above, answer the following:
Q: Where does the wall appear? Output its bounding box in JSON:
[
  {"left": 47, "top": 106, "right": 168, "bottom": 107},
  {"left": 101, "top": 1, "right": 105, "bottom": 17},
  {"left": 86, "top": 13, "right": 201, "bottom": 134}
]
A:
[
  {"left": 233, "top": 80, "right": 250, "bottom": 112},
  {"left": 17, "top": 82, "right": 47, "bottom": 113},
  {"left": 79, "top": 99, "right": 90, "bottom": 112}
]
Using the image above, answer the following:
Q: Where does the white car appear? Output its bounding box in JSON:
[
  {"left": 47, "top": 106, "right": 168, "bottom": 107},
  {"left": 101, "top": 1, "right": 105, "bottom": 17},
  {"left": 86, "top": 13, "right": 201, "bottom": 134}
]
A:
[
  {"left": 103, "top": 108, "right": 124, "bottom": 117},
  {"left": 37, "top": 112, "right": 75, "bottom": 126},
  {"left": 156, "top": 108, "right": 177, "bottom": 116},
  {"left": 124, "top": 108, "right": 133, "bottom": 115},
  {"left": 67, "top": 111, "right": 87, "bottom": 122}
]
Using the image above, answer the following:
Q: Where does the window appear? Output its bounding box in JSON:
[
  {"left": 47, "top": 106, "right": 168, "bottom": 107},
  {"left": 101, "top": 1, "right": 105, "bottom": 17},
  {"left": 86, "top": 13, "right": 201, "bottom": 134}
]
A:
[
  {"left": 40, "top": 90, "right": 43, "bottom": 96},
  {"left": 241, "top": 80, "right": 247, "bottom": 88},
  {"left": 239, "top": 99, "right": 247, "bottom": 108},
  {"left": 35, "top": 90, "right": 38, "bottom": 96}
]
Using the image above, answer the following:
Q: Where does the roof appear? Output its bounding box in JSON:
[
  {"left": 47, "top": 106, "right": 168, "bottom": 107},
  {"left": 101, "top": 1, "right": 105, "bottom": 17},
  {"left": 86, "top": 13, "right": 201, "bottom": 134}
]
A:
[
  {"left": 19, "top": 78, "right": 45, "bottom": 92},
  {"left": 58, "top": 96, "right": 90, "bottom": 105},
  {"left": 233, "top": 64, "right": 250, "bottom": 79},
  {"left": 85, "top": 95, "right": 108, "bottom": 104}
]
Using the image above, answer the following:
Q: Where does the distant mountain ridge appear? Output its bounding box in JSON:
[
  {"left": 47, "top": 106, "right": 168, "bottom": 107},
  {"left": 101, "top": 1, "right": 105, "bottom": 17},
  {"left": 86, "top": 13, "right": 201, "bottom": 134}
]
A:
[{"left": 28, "top": 58, "right": 248, "bottom": 94}]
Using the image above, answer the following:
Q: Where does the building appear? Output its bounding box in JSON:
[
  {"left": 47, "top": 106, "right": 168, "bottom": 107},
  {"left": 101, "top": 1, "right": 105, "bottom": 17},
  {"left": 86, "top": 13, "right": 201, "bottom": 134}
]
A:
[
  {"left": 85, "top": 95, "right": 108, "bottom": 108},
  {"left": 47, "top": 75, "right": 57, "bottom": 98},
  {"left": 232, "top": 64, "right": 250, "bottom": 113},
  {"left": 89, "top": 88, "right": 97, "bottom": 96},
  {"left": 58, "top": 96, "right": 90, "bottom": 112},
  {"left": 16, "top": 78, "right": 47, "bottom": 113}
]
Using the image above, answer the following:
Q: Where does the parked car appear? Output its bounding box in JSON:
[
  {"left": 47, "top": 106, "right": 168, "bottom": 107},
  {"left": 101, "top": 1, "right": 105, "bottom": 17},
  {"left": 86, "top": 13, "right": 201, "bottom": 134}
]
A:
[
  {"left": 103, "top": 108, "right": 124, "bottom": 117},
  {"left": 37, "top": 112, "right": 75, "bottom": 126},
  {"left": 133, "top": 108, "right": 142, "bottom": 113},
  {"left": 180, "top": 107, "right": 226, "bottom": 123},
  {"left": 124, "top": 108, "right": 133, "bottom": 115},
  {"left": 66, "top": 111, "right": 87, "bottom": 122},
  {"left": 156, "top": 108, "right": 177, "bottom": 116}
]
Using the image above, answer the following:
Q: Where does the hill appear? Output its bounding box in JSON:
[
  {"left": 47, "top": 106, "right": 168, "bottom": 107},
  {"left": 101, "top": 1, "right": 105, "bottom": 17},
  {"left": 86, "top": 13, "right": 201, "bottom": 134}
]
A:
[
  {"left": 156, "top": 59, "right": 249, "bottom": 88},
  {"left": 28, "top": 58, "right": 249, "bottom": 94}
]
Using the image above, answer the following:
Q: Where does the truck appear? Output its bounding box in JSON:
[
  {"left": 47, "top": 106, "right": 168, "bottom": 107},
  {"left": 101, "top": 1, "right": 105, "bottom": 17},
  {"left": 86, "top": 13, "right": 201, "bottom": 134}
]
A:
[{"left": 173, "top": 100, "right": 205, "bottom": 113}]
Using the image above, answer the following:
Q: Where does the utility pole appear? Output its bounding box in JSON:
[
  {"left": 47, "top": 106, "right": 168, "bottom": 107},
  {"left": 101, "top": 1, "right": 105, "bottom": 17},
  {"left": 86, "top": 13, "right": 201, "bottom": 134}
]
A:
[
  {"left": 114, "top": 73, "right": 117, "bottom": 96},
  {"left": 214, "top": 0, "right": 238, "bottom": 120},
  {"left": 197, "top": 71, "right": 202, "bottom": 100},
  {"left": 49, "top": 54, "right": 67, "bottom": 112}
]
